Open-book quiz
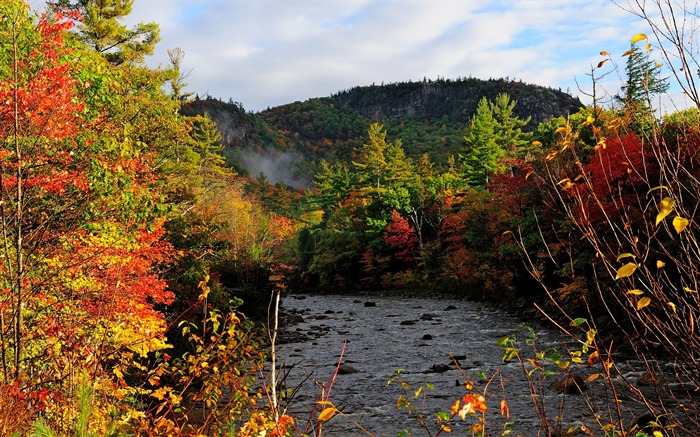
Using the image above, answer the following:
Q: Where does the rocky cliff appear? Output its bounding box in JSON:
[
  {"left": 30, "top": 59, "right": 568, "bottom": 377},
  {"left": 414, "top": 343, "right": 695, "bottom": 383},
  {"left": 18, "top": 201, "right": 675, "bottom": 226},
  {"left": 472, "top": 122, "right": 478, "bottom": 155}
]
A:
[{"left": 328, "top": 77, "right": 583, "bottom": 127}]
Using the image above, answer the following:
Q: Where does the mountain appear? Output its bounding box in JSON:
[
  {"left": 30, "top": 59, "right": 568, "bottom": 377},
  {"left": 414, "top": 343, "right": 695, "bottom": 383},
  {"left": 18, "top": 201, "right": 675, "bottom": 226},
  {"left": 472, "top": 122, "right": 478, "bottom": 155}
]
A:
[{"left": 182, "top": 77, "right": 584, "bottom": 187}]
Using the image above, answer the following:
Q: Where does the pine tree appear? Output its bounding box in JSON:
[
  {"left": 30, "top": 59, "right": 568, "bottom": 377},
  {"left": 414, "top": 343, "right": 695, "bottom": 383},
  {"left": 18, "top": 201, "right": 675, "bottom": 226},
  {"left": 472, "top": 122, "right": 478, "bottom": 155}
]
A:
[
  {"left": 618, "top": 42, "right": 669, "bottom": 109},
  {"left": 460, "top": 97, "right": 502, "bottom": 186},
  {"left": 49, "top": 0, "right": 160, "bottom": 65},
  {"left": 489, "top": 93, "right": 531, "bottom": 158},
  {"left": 460, "top": 95, "right": 531, "bottom": 187}
]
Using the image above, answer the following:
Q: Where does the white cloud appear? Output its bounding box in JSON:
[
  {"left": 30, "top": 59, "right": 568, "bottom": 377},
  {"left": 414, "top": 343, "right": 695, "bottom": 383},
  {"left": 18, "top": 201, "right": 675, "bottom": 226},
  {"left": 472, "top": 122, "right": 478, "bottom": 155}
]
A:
[{"left": 30, "top": 0, "right": 687, "bottom": 112}]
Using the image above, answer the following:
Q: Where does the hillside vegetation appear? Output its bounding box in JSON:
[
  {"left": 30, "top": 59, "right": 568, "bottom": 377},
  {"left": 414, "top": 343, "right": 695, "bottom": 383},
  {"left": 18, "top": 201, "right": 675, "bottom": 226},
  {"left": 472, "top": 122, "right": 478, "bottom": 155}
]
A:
[{"left": 184, "top": 78, "right": 582, "bottom": 185}]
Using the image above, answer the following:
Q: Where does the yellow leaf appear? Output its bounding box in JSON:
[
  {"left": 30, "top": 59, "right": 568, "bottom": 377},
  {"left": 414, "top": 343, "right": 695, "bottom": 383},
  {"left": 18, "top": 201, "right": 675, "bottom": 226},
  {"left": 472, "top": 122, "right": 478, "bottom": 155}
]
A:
[
  {"left": 545, "top": 150, "right": 558, "bottom": 161},
  {"left": 531, "top": 140, "right": 542, "bottom": 147},
  {"left": 587, "top": 351, "right": 600, "bottom": 367},
  {"left": 646, "top": 42, "right": 652, "bottom": 53},
  {"left": 627, "top": 289, "right": 644, "bottom": 295},
  {"left": 673, "top": 216, "right": 689, "bottom": 233},
  {"left": 631, "top": 33, "right": 648, "bottom": 42},
  {"left": 555, "top": 126, "right": 567, "bottom": 134},
  {"left": 657, "top": 260, "right": 666, "bottom": 268},
  {"left": 637, "top": 296, "right": 651, "bottom": 310},
  {"left": 667, "top": 302, "right": 677, "bottom": 313},
  {"left": 316, "top": 401, "right": 334, "bottom": 406},
  {"left": 655, "top": 61, "right": 662, "bottom": 67},
  {"left": 600, "top": 50, "right": 609, "bottom": 56},
  {"left": 500, "top": 399, "right": 510, "bottom": 419},
  {"left": 586, "top": 373, "right": 601, "bottom": 383},
  {"left": 450, "top": 399, "right": 460, "bottom": 415},
  {"left": 622, "top": 49, "right": 635, "bottom": 57},
  {"left": 586, "top": 116, "right": 595, "bottom": 124},
  {"left": 661, "top": 196, "right": 675, "bottom": 210},
  {"left": 615, "top": 262, "right": 637, "bottom": 279},
  {"left": 318, "top": 407, "right": 338, "bottom": 422},
  {"left": 655, "top": 197, "right": 675, "bottom": 225},
  {"left": 684, "top": 287, "right": 697, "bottom": 293},
  {"left": 616, "top": 253, "right": 636, "bottom": 261},
  {"left": 653, "top": 431, "right": 663, "bottom": 437}
]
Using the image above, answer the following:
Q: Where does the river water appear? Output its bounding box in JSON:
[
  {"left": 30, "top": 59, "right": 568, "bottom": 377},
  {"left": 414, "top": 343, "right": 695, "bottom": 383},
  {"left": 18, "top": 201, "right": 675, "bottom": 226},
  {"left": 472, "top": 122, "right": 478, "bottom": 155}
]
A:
[{"left": 274, "top": 294, "right": 654, "bottom": 437}]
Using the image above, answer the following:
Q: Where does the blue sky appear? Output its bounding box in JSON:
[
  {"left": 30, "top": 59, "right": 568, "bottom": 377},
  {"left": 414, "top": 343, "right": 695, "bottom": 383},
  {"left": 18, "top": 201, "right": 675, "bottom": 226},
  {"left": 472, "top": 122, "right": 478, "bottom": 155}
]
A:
[{"left": 30, "top": 0, "right": 693, "bottom": 113}]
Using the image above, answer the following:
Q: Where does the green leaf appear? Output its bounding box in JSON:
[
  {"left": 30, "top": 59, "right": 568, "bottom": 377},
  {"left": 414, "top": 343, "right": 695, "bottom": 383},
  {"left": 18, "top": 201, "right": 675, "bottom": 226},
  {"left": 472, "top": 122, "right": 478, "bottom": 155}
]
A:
[
  {"left": 570, "top": 317, "right": 587, "bottom": 327},
  {"left": 497, "top": 335, "right": 511, "bottom": 347},
  {"left": 435, "top": 411, "right": 450, "bottom": 421},
  {"left": 615, "top": 262, "right": 637, "bottom": 279}
]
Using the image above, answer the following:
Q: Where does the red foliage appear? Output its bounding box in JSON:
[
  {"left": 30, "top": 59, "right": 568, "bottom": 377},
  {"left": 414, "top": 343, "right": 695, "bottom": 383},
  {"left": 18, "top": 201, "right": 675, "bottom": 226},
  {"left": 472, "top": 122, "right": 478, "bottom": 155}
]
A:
[
  {"left": 584, "top": 133, "right": 651, "bottom": 199},
  {"left": 487, "top": 160, "right": 539, "bottom": 219},
  {"left": 575, "top": 133, "right": 658, "bottom": 227},
  {"left": 384, "top": 210, "right": 418, "bottom": 262},
  {"left": 438, "top": 210, "right": 474, "bottom": 281}
]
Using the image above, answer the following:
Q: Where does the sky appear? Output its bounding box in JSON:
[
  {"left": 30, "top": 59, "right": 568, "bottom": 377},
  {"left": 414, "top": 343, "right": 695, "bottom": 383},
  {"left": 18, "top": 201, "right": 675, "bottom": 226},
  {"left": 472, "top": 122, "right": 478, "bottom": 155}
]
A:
[{"left": 30, "top": 0, "right": 693, "bottom": 113}]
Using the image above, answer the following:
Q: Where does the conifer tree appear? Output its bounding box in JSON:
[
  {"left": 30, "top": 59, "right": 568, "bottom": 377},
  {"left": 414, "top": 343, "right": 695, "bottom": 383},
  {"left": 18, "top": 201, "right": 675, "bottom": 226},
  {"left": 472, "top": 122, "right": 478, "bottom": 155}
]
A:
[
  {"left": 49, "top": 0, "right": 160, "bottom": 65},
  {"left": 460, "top": 95, "right": 531, "bottom": 186},
  {"left": 489, "top": 93, "right": 531, "bottom": 157},
  {"left": 460, "top": 97, "right": 502, "bottom": 186},
  {"left": 618, "top": 42, "right": 669, "bottom": 109}
]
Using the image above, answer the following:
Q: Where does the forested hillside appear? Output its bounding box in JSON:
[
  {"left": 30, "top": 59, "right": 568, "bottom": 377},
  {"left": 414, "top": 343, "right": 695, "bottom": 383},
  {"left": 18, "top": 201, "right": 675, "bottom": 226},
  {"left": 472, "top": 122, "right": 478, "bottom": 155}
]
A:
[{"left": 184, "top": 78, "right": 582, "bottom": 186}]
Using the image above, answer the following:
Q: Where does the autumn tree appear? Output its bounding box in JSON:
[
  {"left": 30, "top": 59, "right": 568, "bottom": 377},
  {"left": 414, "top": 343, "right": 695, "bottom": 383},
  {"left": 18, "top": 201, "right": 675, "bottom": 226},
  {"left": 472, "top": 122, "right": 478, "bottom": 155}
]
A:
[{"left": 0, "top": 3, "right": 177, "bottom": 431}]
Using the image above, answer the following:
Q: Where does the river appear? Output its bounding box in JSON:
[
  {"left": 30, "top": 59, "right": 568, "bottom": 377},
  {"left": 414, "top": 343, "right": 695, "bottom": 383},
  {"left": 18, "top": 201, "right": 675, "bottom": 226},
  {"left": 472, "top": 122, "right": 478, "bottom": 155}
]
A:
[{"left": 274, "top": 294, "right": 655, "bottom": 437}]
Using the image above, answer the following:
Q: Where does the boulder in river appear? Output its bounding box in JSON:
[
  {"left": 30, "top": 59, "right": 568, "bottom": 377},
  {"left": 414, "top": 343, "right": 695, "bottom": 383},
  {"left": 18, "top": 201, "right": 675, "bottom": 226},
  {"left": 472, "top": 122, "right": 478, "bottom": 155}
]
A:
[
  {"left": 400, "top": 320, "right": 416, "bottom": 326},
  {"left": 286, "top": 313, "right": 305, "bottom": 323},
  {"left": 548, "top": 373, "right": 586, "bottom": 394},
  {"left": 364, "top": 301, "right": 377, "bottom": 307},
  {"left": 630, "top": 411, "right": 666, "bottom": 432},
  {"left": 637, "top": 371, "right": 661, "bottom": 386},
  {"left": 337, "top": 364, "right": 359, "bottom": 374},
  {"left": 429, "top": 363, "right": 450, "bottom": 373}
]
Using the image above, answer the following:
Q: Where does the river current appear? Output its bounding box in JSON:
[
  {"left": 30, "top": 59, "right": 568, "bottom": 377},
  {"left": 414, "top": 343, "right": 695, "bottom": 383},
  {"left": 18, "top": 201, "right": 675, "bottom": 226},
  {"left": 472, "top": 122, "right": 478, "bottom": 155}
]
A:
[{"left": 274, "top": 294, "right": 654, "bottom": 437}]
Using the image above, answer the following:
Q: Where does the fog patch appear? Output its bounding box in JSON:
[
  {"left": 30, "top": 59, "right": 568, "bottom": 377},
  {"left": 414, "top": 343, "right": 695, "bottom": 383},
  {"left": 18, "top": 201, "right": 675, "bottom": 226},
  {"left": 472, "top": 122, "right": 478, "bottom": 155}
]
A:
[{"left": 237, "top": 148, "right": 310, "bottom": 189}]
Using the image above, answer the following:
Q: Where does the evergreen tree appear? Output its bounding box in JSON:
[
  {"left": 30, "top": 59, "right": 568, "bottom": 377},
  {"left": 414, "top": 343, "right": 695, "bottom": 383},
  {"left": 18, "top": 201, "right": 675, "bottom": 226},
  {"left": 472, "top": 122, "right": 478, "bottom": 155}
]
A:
[
  {"left": 618, "top": 42, "right": 669, "bottom": 109},
  {"left": 49, "top": 0, "right": 160, "bottom": 65},
  {"left": 489, "top": 93, "right": 531, "bottom": 157},
  {"left": 460, "top": 95, "right": 531, "bottom": 186},
  {"left": 460, "top": 97, "right": 502, "bottom": 186},
  {"left": 312, "top": 159, "right": 353, "bottom": 219}
]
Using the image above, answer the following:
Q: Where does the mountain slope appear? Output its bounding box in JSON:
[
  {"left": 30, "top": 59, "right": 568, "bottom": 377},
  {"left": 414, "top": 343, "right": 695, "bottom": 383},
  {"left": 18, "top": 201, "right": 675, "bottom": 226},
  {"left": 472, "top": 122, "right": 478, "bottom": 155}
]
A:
[{"left": 183, "top": 77, "right": 583, "bottom": 187}]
